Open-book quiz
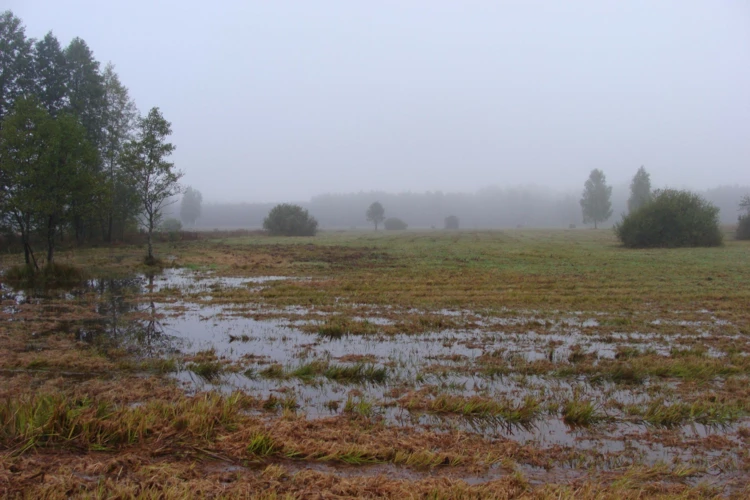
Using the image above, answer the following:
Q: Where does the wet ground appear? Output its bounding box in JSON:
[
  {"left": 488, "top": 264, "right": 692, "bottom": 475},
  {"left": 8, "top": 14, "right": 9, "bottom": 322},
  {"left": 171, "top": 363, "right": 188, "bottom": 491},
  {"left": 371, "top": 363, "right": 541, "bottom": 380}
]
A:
[{"left": 3, "top": 266, "right": 747, "bottom": 491}]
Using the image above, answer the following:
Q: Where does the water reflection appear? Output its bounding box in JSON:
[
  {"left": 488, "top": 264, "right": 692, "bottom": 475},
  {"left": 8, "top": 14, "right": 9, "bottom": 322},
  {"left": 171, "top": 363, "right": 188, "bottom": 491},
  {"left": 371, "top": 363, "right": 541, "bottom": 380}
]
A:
[
  {"left": 2, "top": 267, "right": 746, "bottom": 476},
  {"left": 41, "top": 273, "right": 181, "bottom": 358}
]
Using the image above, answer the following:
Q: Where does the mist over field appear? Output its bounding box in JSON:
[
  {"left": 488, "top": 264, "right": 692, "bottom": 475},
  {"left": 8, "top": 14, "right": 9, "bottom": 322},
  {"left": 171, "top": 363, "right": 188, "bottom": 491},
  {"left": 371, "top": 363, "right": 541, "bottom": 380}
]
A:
[
  {"left": 164, "top": 183, "right": 744, "bottom": 230},
  {"left": 10, "top": 0, "right": 750, "bottom": 207},
  {"left": 4, "top": 2, "right": 750, "bottom": 496}
]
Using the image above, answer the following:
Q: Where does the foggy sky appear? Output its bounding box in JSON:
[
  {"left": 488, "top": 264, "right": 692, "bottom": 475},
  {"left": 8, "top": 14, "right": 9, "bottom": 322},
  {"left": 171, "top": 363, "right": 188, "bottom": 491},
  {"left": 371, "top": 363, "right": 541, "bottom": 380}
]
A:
[{"left": 9, "top": 1, "right": 750, "bottom": 202}]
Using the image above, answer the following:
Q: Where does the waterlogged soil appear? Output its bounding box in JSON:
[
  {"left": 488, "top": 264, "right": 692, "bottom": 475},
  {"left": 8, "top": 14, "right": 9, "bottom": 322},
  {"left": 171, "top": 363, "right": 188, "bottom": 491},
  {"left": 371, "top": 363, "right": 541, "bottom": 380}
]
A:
[{"left": 3, "top": 266, "right": 748, "bottom": 494}]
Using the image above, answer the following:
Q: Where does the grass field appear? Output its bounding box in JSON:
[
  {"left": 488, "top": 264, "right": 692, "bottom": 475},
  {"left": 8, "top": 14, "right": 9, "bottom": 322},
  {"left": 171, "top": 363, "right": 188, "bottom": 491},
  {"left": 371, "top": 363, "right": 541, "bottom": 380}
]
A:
[{"left": 1, "top": 228, "right": 749, "bottom": 498}]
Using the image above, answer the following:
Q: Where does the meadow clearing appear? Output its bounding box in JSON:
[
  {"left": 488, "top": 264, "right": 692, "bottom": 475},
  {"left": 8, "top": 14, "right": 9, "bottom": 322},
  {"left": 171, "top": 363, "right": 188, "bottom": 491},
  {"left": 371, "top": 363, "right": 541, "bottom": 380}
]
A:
[{"left": 0, "top": 228, "right": 749, "bottom": 498}]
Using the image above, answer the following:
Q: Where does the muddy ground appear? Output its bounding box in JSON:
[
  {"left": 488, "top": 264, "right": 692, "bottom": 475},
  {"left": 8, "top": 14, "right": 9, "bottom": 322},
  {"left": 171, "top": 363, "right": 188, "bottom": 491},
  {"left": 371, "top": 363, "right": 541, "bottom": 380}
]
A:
[{"left": 1, "top": 229, "right": 749, "bottom": 498}]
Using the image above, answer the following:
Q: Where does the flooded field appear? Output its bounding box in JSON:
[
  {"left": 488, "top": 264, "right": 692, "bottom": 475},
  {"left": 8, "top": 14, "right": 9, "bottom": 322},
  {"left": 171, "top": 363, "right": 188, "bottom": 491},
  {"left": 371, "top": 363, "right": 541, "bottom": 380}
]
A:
[{"left": 1, "top": 230, "right": 749, "bottom": 498}]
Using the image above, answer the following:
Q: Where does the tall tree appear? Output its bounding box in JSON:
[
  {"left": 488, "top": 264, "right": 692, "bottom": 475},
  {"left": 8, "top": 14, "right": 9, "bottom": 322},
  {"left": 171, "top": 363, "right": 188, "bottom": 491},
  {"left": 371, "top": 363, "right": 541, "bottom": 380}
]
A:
[
  {"left": 100, "top": 63, "right": 138, "bottom": 241},
  {"left": 0, "top": 11, "right": 33, "bottom": 121},
  {"left": 65, "top": 37, "right": 105, "bottom": 147},
  {"left": 36, "top": 112, "right": 99, "bottom": 264},
  {"left": 580, "top": 169, "right": 612, "bottom": 229},
  {"left": 180, "top": 186, "right": 203, "bottom": 227},
  {"left": 0, "top": 97, "right": 46, "bottom": 266},
  {"left": 122, "top": 107, "right": 182, "bottom": 263},
  {"left": 0, "top": 97, "right": 97, "bottom": 266},
  {"left": 627, "top": 166, "right": 652, "bottom": 213},
  {"left": 738, "top": 194, "right": 750, "bottom": 240},
  {"left": 32, "top": 32, "right": 68, "bottom": 116},
  {"left": 65, "top": 37, "right": 105, "bottom": 241},
  {"left": 366, "top": 201, "right": 385, "bottom": 230},
  {"left": 738, "top": 194, "right": 750, "bottom": 215}
]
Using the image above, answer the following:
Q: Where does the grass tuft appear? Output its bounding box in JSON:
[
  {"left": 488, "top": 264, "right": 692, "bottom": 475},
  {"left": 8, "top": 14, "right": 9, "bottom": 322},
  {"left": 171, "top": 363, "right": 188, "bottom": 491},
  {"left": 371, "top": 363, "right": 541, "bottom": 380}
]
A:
[
  {"left": 247, "top": 431, "right": 277, "bottom": 456},
  {"left": 188, "top": 360, "right": 224, "bottom": 381},
  {"left": 5, "top": 263, "right": 86, "bottom": 288},
  {"left": 562, "top": 398, "right": 602, "bottom": 426},
  {"left": 324, "top": 363, "right": 387, "bottom": 384}
]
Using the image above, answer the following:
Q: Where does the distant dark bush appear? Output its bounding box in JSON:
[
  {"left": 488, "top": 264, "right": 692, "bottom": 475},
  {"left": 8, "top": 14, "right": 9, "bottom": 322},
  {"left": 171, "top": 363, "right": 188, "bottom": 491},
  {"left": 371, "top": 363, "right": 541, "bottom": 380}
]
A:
[
  {"left": 444, "top": 215, "right": 459, "bottom": 230},
  {"left": 5, "top": 263, "right": 86, "bottom": 288},
  {"left": 738, "top": 215, "right": 750, "bottom": 240},
  {"left": 263, "top": 204, "right": 318, "bottom": 236},
  {"left": 159, "top": 218, "right": 182, "bottom": 232},
  {"left": 384, "top": 217, "right": 408, "bottom": 230},
  {"left": 738, "top": 195, "right": 750, "bottom": 240},
  {"left": 143, "top": 255, "right": 166, "bottom": 267},
  {"left": 614, "top": 189, "right": 722, "bottom": 248}
]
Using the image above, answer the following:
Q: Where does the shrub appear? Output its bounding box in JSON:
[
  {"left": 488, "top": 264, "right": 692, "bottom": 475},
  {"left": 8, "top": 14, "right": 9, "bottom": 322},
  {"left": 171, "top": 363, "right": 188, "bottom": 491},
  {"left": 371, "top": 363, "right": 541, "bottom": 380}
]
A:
[
  {"left": 263, "top": 204, "right": 318, "bottom": 236},
  {"left": 4, "top": 263, "right": 86, "bottom": 288},
  {"left": 738, "top": 215, "right": 750, "bottom": 240},
  {"left": 383, "top": 217, "right": 407, "bottom": 231},
  {"left": 737, "top": 195, "right": 750, "bottom": 240},
  {"left": 159, "top": 218, "right": 182, "bottom": 232},
  {"left": 444, "top": 215, "right": 459, "bottom": 230},
  {"left": 614, "top": 189, "right": 722, "bottom": 248}
]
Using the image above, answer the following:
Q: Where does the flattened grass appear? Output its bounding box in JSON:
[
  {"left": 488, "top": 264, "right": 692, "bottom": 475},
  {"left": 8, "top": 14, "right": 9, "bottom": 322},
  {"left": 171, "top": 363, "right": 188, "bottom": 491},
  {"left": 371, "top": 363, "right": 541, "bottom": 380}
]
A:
[
  {"left": 324, "top": 363, "right": 387, "bottom": 384},
  {"left": 1, "top": 229, "right": 748, "bottom": 497},
  {"left": 406, "top": 394, "right": 542, "bottom": 425},
  {"left": 0, "top": 391, "right": 254, "bottom": 453},
  {"left": 637, "top": 399, "right": 744, "bottom": 427},
  {"left": 188, "top": 360, "right": 224, "bottom": 381},
  {"left": 258, "top": 360, "right": 387, "bottom": 384}
]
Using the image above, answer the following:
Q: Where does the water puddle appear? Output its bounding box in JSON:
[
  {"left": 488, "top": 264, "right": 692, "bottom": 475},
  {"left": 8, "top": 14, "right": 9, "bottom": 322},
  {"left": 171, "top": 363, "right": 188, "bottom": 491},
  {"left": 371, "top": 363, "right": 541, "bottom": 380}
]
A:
[{"left": 2, "top": 267, "right": 746, "bottom": 476}]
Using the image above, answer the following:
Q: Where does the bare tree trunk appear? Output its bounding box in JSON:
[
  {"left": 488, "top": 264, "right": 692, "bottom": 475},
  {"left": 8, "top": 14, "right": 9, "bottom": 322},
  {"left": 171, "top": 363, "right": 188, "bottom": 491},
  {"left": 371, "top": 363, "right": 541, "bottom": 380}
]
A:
[
  {"left": 46, "top": 215, "right": 56, "bottom": 265},
  {"left": 15, "top": 213, "right": 38, "bottom": 270},
  {"left": 21, "top": 230, "right": 30, "bottom": 266},
  {"left": 74, "top": 214, "right": 84, "bottom": 242},
  {"left": 147, "top": 212, "right": 154, "bottom": 261},
  {"left": 27, "top": 244, "right": 38, "bottom": 270},
  {"left": 107, "top": 214, "right": 113, "bottom": 243}
]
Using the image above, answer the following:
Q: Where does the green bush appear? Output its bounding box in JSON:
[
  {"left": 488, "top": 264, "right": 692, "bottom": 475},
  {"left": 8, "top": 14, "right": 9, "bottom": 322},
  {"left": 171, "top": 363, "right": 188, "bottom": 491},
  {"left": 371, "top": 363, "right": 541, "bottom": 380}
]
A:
[
  {"left": 384, "top": 217, "right": 408, "bottom": 230},
  {"left": 5, "top": 263, "right": 86, "bottom": 288},
  {"left": 159, "top": 218, "right": 182, "bottom": 232},
  {"left": 614, "top": 189, "right": 722, "bottom": 248},
  {"left": 737, "top": 195, "right": 750, "bottom": 240},
  {"left": 263, "top": 204, "right": 318, "bottom": 236},
  {"left": 444, "top": 215, "right": 459, "bottom": 230}
]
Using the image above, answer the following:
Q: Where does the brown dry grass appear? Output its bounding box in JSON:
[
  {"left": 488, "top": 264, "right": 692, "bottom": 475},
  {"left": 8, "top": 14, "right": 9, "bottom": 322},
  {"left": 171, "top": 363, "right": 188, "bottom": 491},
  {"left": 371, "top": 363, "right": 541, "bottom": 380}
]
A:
[{"left": 1, "top": 230, "right": 749, "bottom": 497}]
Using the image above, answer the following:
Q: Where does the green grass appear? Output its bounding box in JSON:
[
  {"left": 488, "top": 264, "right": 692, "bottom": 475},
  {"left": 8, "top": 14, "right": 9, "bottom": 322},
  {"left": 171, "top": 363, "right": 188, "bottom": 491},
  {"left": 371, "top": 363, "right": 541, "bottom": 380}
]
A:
[
  {"left": 5, "top": 262, "right": 87, "bottom": 288},
  {"left": 188, "top": 360, "right": 224, "bottom": 381},
  {"left": 256, "top": 361, "right": 387, "bottom": 384},
  {"left": 343, "top": 397, "right": 374, "bottom": 418},
  {"left": 259, "top": 364, "right": 286, "bottom": 379},
  {"left": 414, "top": 394, "right": 541, "bottom": 424},
  {"left": 324, "top": 363, "right": 387, "bottom": 384},
  {"left": 562, "top": 398, "right": 602, "bottom": 426},
  {"left": 2, "top": 228, "right": 749, "bottom": 496},
  {"left": 636, "top": 399, "right": 744, "bottom": 427},
  {"left": 247, "top": 431, "right": 277, "bottom": 456},
  {"left": 289, "top": 360, "right": 328, "bottom": 381},
  {"left": 0, "top": 391, "right": 252, "bottom": 453}
]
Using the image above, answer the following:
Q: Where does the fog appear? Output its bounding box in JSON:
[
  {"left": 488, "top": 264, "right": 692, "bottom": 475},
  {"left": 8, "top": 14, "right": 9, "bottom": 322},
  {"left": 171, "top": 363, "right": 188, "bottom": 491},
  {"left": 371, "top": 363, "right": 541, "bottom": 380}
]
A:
[
  {"left": 10, "top": 0, "right": 750, "bottom": 203},
  {"left": 172, "top": 184, "right": 745, "bottom": 230}
]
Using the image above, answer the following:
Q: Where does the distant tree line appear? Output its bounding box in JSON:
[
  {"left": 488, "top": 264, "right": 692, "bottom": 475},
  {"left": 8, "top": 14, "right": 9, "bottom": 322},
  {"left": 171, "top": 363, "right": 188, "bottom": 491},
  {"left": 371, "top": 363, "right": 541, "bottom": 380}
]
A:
[
  {"left": 0, "top": 11, "right": 182, "bottom": 267},
  {"left": 189, "top": 184, "right": 747, "bottom": 231}
]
